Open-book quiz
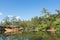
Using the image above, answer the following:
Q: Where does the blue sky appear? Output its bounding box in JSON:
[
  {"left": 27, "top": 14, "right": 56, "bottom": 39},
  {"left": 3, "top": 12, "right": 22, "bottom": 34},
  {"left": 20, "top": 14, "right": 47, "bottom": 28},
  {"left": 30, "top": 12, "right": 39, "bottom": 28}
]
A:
[{"left": 0, "top": 0, "right": 60, "bottom": 21}]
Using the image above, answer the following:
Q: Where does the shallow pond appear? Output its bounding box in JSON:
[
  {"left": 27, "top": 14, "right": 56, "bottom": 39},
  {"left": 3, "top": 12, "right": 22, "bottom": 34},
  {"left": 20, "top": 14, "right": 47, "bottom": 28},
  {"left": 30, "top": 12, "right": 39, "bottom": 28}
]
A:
[{"left": 0, "top": 31, "right": 60, "bottom": 40}]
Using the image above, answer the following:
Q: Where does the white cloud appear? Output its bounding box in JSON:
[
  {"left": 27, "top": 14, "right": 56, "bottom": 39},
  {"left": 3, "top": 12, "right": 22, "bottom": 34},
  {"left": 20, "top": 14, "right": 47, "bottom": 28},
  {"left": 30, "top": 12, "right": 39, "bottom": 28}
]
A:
[
  {"left": 8, "top": 15, "right": 20, "bottom": 19},
  {"left": 16, "top": 16, "right": 20, "bottom": 19},
  {"left": 0, "top": 12, "right": 3, "bottom": 15},
  {"left": 8, "top": 15, "right": 13, "bottom": 17}
]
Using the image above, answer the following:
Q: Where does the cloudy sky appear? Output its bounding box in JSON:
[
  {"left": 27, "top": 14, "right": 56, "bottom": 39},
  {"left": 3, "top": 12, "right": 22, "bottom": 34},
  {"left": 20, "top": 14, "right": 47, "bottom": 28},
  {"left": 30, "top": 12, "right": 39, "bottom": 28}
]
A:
[{"left": 0, "top": 0, "right": 60, "bottom": 21}]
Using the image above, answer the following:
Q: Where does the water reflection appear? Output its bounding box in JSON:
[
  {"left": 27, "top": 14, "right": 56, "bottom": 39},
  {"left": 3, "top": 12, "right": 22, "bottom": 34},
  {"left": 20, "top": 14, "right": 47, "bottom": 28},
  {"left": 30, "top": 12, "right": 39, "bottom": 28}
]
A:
[{"left": 0, "top": 31, "right": 60, "bottom": 40}]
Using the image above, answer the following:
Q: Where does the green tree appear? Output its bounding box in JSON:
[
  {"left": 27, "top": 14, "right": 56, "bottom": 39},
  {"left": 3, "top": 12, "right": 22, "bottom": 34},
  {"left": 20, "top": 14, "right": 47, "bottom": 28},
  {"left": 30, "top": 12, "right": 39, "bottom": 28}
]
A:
[{"left": 2, "top": 16, "right": 10, "bottom": 27}]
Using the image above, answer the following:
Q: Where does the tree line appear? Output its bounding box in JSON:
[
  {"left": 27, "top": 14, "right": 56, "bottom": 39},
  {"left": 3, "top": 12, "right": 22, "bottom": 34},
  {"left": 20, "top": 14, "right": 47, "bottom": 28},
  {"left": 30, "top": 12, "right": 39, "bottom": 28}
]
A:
[{"left": 0, "top": 8, "right": 60, "bottom": 31}]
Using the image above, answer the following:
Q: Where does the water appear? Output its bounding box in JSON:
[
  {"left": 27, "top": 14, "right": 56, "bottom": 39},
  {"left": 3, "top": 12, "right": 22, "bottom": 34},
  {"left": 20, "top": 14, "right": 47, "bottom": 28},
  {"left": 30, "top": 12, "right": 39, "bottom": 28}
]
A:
[{"left": 0, "top": 31, "right": 60, "bottom": 40}]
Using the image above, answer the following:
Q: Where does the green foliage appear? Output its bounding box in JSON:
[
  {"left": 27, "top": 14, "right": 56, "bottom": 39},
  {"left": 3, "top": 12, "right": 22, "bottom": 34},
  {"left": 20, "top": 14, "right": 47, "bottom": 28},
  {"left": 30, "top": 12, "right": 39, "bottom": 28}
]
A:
[
  {"left": 0, "top": 8, "right": 60, "bottom": 31},
  {"left": 2, "top": 16, "right": 10, "bottom": 26}
]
